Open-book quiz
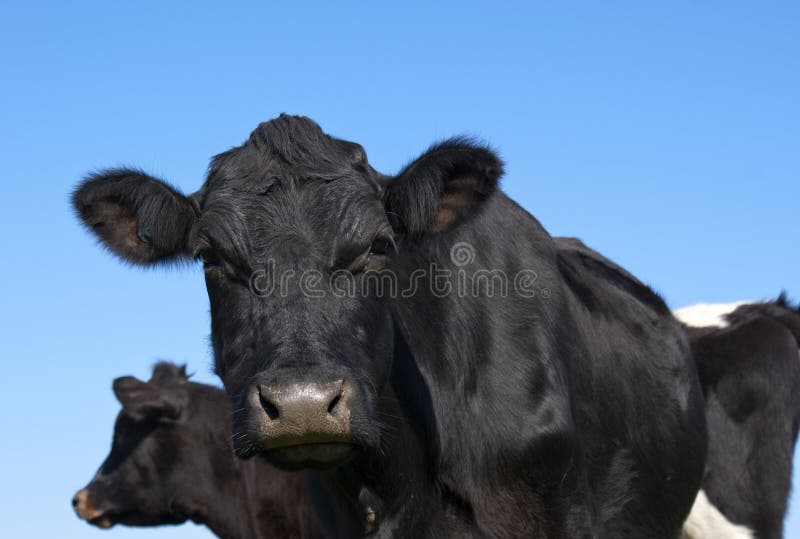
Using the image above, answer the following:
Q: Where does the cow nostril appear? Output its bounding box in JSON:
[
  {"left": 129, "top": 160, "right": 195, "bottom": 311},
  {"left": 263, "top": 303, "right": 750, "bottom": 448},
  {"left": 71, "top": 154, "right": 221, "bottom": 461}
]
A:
[
  {"left": 261, "top": 398, "right": 279, "bottom": 420},
  {"left": 327, "top": 381, "right": 347, "bottom": 417},
  {"left": 327, "top": 393, "right": 342, "bottom": 415},
  {"left": 72, "top": 495, "right": 79, "bottom": 508},
  {"left": 259, "top": 391, "right": 280, "bottom": 421}
]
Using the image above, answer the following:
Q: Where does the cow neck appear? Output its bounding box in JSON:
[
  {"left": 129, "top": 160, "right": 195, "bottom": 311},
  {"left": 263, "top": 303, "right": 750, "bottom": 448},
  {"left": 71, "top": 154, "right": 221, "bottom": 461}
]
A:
[
  {"left": 384, "top": 219, "right": 564, "bottom": 532},
  {"left": 343, "top": 329, "right": 451, "bottom": 535}
]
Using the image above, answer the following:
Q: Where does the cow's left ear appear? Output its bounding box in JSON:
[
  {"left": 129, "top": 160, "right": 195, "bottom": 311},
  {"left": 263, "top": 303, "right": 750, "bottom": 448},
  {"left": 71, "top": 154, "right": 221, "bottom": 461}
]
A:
[
  {"left": 384, "top": 138, "right": 503, "bottom": 237},
  {"left": 112, "top": 376, "right": 185, "bottom": 420}
]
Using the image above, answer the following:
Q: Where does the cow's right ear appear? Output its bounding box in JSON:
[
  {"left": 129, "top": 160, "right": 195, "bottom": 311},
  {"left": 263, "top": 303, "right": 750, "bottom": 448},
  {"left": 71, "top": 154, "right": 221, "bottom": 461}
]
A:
[
  {"left": 71, "top": 169, "right": 197, "bottom": 266},
  {"left": 112, "top": 376, "right": 185, "bottom": 420}
]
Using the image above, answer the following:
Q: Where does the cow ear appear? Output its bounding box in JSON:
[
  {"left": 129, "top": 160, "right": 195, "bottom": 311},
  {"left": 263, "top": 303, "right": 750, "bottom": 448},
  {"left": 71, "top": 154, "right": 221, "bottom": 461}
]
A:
[
  {"left": 112, "top": 376, "right": 185, "bottom": 420},
  {"left": 384, "top": 138, "right": 503, "bottom": 237},
  {"left": 72, "top": 169, "right": 197, "bottom": 266}
]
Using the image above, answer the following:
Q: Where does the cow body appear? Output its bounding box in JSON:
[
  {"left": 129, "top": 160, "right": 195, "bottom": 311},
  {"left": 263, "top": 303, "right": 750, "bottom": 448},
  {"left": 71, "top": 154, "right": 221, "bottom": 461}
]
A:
[
  {"left": 675, "top": 297, "right": 800, "bottom": 539},
  {"left": 73, "top": 116, "right": 707, "bottom": 537},
  {"left": 357, "top": 202, "right": 708, "bottom": 538},
  {"left": 73, "top": 363, "right": 322, "bottom": 539},
  {"left": 554, "top": 239, "right": 800, "bottom": 538}
]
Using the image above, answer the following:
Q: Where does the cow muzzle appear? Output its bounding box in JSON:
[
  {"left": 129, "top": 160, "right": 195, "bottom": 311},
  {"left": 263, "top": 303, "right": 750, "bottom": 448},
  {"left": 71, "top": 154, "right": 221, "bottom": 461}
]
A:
[
  {"left": 237, "top": 378, "right": 356, "bottom": 469},
  {"left": 72, "top": 488, "right": 115, "bottom": 528}
]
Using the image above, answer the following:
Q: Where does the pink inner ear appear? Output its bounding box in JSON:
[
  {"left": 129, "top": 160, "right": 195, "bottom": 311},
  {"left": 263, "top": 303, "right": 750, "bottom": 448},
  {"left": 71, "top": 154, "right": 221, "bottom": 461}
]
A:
[
  {"left": 430, "top": 175, "right": 480, "bottom": 233},
  {"left": 90, "top": 200, "right": 155, "bottom": 262}
]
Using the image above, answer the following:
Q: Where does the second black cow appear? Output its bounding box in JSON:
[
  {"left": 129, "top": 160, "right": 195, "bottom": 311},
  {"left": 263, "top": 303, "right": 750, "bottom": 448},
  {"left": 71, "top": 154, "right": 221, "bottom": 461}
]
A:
[{"left": 73, "top": 362, "right": 321, "bottom": 539}]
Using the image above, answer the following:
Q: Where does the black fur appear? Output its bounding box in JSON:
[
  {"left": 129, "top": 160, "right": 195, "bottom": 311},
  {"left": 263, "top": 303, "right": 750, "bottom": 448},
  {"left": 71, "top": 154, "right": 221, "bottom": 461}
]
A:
[
  {"left": 73, "top": 115, "right": 707, "bottom": 538},
  {"left": 73, "top": 362, "right": 322, "bottom": 539}
]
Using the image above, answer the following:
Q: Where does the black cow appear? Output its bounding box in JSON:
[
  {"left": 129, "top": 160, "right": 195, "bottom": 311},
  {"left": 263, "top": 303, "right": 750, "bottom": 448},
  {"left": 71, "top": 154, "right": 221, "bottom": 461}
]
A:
[
  {"left": 72, "top": 362, "right": 322, "bottom": 539},
  {"left": 675, "top": 296, "right": 800, "bottom": 539},
  {"left": 72, "top": 115, "right": 707, "bottom": 537}
]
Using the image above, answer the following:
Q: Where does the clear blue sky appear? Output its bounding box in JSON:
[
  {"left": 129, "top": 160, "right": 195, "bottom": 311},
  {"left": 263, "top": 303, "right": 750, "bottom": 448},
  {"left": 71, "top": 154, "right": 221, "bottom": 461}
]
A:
[{"left": 1, "top": 1, "right": 797, "bottom": 537}]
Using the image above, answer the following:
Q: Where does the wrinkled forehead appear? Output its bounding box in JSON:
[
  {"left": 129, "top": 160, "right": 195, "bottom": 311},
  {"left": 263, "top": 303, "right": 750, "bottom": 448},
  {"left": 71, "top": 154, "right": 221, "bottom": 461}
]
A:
[{"left": 193, "top": 117, "right": 386, "bottom": 261}]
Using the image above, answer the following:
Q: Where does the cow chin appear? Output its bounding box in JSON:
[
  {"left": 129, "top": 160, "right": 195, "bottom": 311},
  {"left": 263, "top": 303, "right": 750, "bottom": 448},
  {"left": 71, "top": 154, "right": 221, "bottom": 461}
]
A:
[
  {"left": 234, "top": 427, "right": 364, "bottom": 469},
  {"left": 89, "top": 515, "right": 116, "bottom": 529},
  {"left": 234, "top": 427, "right": 374, "bottom": 470},
  {"left": 266, "top": 442, "right": 357, "bottom": 470}
]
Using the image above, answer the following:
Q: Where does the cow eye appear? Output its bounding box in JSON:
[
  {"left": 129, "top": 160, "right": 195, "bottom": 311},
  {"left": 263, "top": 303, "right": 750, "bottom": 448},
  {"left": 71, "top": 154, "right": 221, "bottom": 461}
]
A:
[
  {"left": 362, "top": 230, "right": 396, "bottom": 272},
  {"left": 369, "top": 235, "right": 393, "bottom": 257}
]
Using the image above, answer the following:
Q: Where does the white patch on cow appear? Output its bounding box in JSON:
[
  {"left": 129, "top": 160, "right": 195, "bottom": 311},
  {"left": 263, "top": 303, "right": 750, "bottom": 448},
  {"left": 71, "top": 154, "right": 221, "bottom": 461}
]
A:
[
  {"left": 673, "top": 302, "right": 750, "bottom": 329},
  {"left": 680, "top": 490, "right": 753, "bottom": 539}
]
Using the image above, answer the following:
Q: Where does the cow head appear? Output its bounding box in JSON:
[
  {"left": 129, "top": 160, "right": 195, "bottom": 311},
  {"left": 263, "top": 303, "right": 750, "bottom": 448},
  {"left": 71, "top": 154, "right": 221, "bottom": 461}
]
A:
[
  {"left": 72, "top": 363, "right": 228, "bottom": 528},
  {"left": 73, "top": 115, "right": 502, "bottom": 469}
]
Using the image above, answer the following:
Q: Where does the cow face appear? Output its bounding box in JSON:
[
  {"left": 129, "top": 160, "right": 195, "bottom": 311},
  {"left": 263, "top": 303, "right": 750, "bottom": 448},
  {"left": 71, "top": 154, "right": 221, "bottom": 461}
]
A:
[
  {"left": 72, "top": 364, "right": 219, "bottom": 528},
  {"left": 73, "top": 115, "right": 502, "bottom": 470}
]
